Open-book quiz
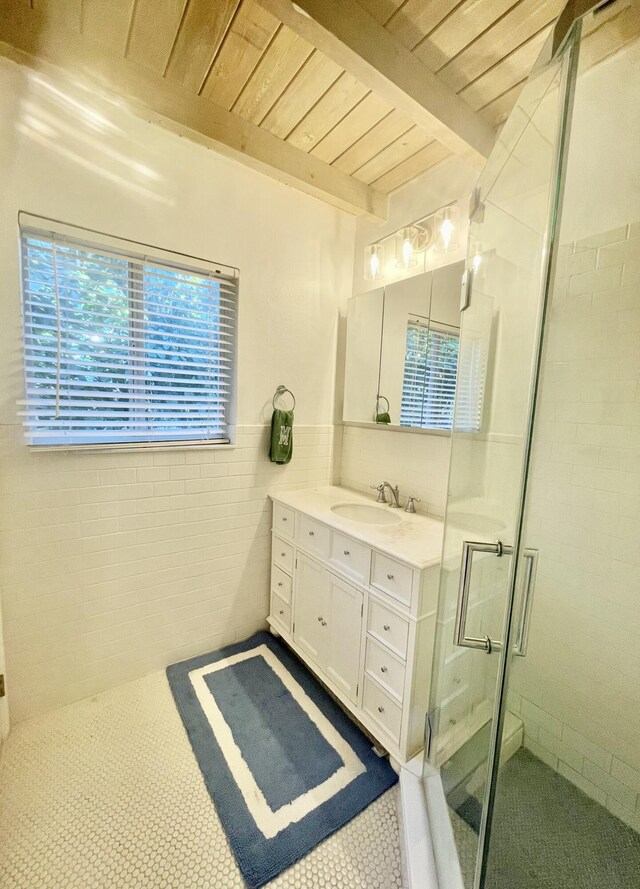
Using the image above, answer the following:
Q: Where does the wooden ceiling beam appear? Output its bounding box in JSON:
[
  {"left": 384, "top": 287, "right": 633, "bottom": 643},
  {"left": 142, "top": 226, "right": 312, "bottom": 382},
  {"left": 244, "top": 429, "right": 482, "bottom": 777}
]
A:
[
  {"left": 0, "top": 1, "right": 388, "bottom": 222},
  {"left": 255, "top": 0, "right": 495, "bottom": 168}
]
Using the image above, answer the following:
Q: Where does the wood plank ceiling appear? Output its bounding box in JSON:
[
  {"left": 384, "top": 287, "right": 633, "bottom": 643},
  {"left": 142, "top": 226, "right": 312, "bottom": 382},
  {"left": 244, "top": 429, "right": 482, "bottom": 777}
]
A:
[{"left": 1, "top": 0, "right": 639, "bottom": 218}]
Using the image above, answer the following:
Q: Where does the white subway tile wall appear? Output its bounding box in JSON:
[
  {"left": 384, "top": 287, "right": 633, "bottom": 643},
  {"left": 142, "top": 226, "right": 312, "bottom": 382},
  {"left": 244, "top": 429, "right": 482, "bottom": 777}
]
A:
[
  {"left": 510, "top": 220, "right": 640, "bottom": 833},
  {"left": 0, "top": 424, "right": 340, "bottom": 722},
  {"left": 340, "top": 425, "right": 451, "bottom": 517}
]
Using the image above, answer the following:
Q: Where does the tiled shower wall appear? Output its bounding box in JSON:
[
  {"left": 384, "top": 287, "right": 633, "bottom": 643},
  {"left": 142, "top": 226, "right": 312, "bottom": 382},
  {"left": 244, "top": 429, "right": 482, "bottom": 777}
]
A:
[
  {"left": 0, "top": 424, "right": 340, "bottom": 722},
  {"left": 510, "top": 221, "right": 640, "bottom": 832}
]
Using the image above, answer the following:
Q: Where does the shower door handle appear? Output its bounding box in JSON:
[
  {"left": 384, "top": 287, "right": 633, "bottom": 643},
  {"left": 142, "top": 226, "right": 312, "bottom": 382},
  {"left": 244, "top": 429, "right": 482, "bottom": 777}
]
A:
[
  {"left": 455, "top": 540, "right": 507, "bottom": 653},
  {"left": 455, "top": 541, "right": 538, "bottom": 656},
  {"left": 513, "top": 548, "right": 538, "bottom": 657}
]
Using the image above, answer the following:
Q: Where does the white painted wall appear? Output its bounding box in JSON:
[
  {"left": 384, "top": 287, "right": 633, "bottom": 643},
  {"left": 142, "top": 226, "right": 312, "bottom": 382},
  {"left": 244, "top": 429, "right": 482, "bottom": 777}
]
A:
[
  {"left": 0, "top": 57, "right": 354, "bottom": 722},
  {"left": 342, "top": 157, "right": 478, "bottom": 517}
]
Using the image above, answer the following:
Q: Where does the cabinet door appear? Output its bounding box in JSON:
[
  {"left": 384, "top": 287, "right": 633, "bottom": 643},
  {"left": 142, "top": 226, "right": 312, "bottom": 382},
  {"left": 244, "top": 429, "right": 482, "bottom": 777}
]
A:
[
  {"left": 294, "top": 553, "right": 329, "bottom": 667},
  {"left": 325, "top": 573, "right": 363, "bottom": 704}
]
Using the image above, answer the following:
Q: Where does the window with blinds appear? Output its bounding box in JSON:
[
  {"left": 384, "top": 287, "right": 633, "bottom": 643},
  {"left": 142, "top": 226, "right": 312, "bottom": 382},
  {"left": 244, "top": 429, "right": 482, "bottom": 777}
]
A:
[
  {"left": 400, "top": 319, "right": 460, "bottom": 431},
  {"left": 19, "top": 218, "right": 238, "bottom": 447}
]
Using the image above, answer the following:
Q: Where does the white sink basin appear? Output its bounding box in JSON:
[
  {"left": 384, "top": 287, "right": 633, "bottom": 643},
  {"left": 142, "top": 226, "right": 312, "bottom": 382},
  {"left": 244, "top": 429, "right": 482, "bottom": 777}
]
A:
[{"left": 331, "top": 503, "right": 402, "bottom": 525}]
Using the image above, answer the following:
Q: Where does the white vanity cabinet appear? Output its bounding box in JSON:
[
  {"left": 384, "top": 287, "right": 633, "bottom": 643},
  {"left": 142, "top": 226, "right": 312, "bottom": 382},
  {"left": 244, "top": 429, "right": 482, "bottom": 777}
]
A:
[
  {"left": 294, "top": 556, "right": 363, "bottom": 704},
  {"left": 293, "top": 553, "right": 327, "bottom": 665},
  {"left": 267, "top": 487, "right": 443, "bottom": 763}
]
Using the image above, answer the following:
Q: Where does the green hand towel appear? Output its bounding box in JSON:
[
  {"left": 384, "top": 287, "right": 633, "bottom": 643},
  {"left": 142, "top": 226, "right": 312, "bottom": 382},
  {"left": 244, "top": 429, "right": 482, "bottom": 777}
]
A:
[
  {"left": 270, "top": 409, "right": 294, "bottom": 464},
  {"left": 376, "top": 412, "right": 391, "bottom": 424}
]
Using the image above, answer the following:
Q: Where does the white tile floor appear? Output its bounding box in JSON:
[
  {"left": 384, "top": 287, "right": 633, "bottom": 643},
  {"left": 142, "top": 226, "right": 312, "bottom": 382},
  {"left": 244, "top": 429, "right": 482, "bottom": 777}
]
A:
[{"left": 0, "top": 670, "right": 404, "bottom": 889}]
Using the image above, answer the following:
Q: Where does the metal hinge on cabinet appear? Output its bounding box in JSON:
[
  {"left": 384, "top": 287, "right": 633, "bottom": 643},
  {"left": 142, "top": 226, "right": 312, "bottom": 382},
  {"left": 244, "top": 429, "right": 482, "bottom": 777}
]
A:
[
  {"left": 0, "top": 674, "right": 5, "bottom": 698},
  {"left": 361, "top": 602, "right": 364, "bottom": 617},
  {"left": 356, "top": 683, "right": 359, "bottom": 698}
]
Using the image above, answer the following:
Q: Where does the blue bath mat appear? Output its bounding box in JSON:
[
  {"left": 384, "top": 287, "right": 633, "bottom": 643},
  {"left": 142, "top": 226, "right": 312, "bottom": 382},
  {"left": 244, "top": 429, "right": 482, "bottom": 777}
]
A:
[{"left": 167, "top": 631, "right": 398, "bottom": 888}]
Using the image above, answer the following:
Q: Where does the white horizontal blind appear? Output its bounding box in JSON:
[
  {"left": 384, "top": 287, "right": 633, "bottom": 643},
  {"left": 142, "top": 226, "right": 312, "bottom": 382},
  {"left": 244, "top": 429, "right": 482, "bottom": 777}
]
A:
[
  {"left": 20, "top": 223, "right": 238, "bottom": 446},
  {"left": 400, "top": 320, "right": 460, "bottom": 430},
  {"left": 454, "top": 329, "right": 487, "bottom": 433}
]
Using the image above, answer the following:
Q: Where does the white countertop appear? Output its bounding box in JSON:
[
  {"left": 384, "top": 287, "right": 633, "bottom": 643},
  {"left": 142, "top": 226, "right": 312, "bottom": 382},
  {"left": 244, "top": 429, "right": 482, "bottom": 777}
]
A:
[{"left": 270, "top": 486, "right": 444, "bottom": 571}]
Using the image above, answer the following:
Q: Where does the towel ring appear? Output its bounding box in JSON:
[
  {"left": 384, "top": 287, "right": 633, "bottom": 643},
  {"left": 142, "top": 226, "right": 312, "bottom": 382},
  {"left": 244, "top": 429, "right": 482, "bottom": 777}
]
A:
[
  {"left": 273, "top": 385, "right": 296, "bottom": 411},
  {"left": 376, "top": 395, "right": 390, "bottom": 412}
]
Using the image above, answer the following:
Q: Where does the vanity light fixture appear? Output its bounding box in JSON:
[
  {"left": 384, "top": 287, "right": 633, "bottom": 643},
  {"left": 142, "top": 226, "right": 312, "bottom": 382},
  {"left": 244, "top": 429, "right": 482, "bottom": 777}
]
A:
[
  {"left": 364, "top": 242, "right": 385, "bottom": 281},
  {"left": 364, "top": 202, "right": 458, "bottom": 280}
]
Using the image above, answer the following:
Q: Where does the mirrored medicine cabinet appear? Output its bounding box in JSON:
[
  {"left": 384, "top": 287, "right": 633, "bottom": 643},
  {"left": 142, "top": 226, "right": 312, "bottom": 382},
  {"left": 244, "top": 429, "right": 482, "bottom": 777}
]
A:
[{"left": 343, "top": 261, "right": 465, "bottom": 434}]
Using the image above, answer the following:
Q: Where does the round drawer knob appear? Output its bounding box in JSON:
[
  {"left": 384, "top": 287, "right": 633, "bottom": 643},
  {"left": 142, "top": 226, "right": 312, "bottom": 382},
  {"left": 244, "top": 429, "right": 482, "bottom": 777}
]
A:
[
  {"left": 281, "top": 552, "right": 286, "bottom": 557},
  {"left": 279, "top": 610, "right": 284, "bottom": 615},
  {"left": 343, "top": 550, "right": 350, "bottom": 556},
  {"left": 282, "top": 517, "right": 287, "bottom": 522},
  {"left": 322, "top": 620, "right": 327, "bottom": 627},
  {"left": 387, "top": 573, "right": 394, "bottom": 580},
  {"left": 309, "top": 531, "right": 315, "bottom": 536},
  {"left": 378, "top": 706, "right": 385, "bottom": 714},
  {"left": 318, "top": 616, "right": 323, "bottom": 622},
  {"left": 380, "top": 666, "right": 388, "bottom": 674},
  {"left": 383, "top": 624, "right": 390, "bottom": 631},
  {"left": 277, "top": 582, "right": 283, "bottom": 587}
]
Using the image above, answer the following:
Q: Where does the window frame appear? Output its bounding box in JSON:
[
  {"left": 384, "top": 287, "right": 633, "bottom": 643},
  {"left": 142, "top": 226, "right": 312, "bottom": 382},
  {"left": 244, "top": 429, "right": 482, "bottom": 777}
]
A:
[{"left": 18, "top": 213, "right": 239, "bottom": 452}]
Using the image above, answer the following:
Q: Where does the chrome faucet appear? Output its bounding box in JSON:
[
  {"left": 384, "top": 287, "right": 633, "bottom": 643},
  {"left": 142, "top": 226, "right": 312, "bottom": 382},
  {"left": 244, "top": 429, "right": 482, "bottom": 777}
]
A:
[{"left": 371, "top": 481, "right": 401, "bottom": 508}]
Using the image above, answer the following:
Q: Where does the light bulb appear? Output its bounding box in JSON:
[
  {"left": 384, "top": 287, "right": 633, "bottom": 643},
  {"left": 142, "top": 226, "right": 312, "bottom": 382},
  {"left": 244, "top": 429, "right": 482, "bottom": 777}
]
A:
[
  {"left": 402, "top": 236, "right": 413, "bottom": 265},
  {"left": 364, "top": 243, "right": 384, "bottom": 281},
  {"left": 440, "top": 217, "right": 454, "bottom": 250},
  {"left": 473, "top": 253, "right": 482, "bottom": 272},
  {"left": 434, "top": 206, "right": 459, "bottom": 254},
  {"left": 395, "top": 227, "right": 419, "bottom": 269}
]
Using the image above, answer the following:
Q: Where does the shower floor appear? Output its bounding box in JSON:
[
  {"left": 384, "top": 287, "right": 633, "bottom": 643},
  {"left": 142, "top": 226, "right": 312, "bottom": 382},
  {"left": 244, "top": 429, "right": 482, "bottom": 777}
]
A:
[
  {"left": 450, "top": 748, "right": 640, "bottom": 889},
  {"left": 0, "top": 670, "right": 403, "bottom": 889}
]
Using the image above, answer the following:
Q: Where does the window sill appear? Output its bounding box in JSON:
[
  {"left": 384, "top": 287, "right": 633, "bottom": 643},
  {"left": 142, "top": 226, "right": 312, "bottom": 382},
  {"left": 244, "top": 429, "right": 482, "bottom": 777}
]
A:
[{"left": 28, "top": 439, "right": 237, "bottom": 454}]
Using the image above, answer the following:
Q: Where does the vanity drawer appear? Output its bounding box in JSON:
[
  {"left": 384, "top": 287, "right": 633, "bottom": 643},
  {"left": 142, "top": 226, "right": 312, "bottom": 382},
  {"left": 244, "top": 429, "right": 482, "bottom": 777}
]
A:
[
  {"left": 371, "top": 552, "right": 413, "bottom": 607},
  {"left": 330, "top": 532, "right": 370, "bottom": 584},
  {"left": 273, "top": 536, "right": 294, "bottom": 575},
  {"left": 368, "top": 598, "right": 409, "bottom": 660},
  {"left": 296, "top": 514, "right": 330, "bottom": 560},
  {"left": 365, "top": 636, "right": 405, "bottom": 702},
  {"left": 273, "top": 502, "right": 295, "bottom": 539},
  {"left": 271, "top": 564, "right": 292, "bottom": 605},
  {"left": 271, "top": 591, "right": 291, "bottom": 634},
  {"left": 363, "top": 675, "right": 402, "bottom": 744}
]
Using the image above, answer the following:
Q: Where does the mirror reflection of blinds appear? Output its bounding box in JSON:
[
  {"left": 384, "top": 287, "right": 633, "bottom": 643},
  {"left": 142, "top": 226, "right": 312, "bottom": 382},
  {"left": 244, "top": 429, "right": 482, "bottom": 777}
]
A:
[
  {"left": 400, "top": 322, "right": 459, "bottom": 430},
  {"left": 20, "top": 226, "right": 238, "bottom": 446},
  {"left": 454, "top": 330, "right": 487, "bottom": 433}
]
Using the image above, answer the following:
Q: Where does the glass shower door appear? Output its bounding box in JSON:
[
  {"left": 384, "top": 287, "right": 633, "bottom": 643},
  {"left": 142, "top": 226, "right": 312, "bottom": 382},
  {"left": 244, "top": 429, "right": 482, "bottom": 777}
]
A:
[
  {"left": 425, "top": 23, "right": 580, "bottom": 889},
  {"left": 482, "top": 6, "right": 640, "bottom": 887}
]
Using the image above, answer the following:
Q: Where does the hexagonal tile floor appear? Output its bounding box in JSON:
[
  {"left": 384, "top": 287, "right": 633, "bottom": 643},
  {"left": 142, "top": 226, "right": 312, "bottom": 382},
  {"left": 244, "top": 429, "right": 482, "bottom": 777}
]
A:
[{"left": 0, "top": 670, "right": 404, "bottom": 888}]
